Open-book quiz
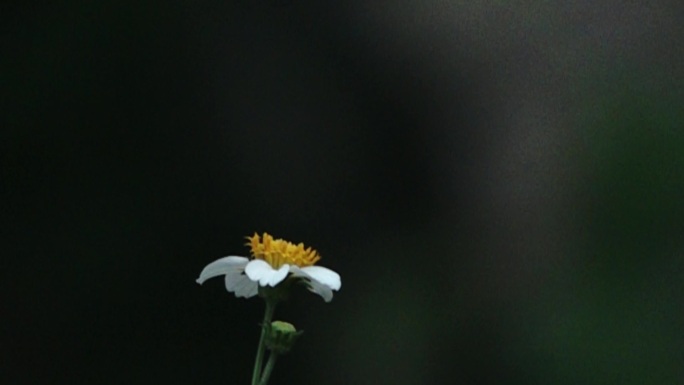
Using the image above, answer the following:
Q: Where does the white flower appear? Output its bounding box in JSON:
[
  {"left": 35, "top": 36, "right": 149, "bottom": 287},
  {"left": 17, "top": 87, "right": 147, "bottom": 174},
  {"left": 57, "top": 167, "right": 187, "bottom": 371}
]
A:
[{"left": 196, "top": 233, "right": 341, "bottom": 302}]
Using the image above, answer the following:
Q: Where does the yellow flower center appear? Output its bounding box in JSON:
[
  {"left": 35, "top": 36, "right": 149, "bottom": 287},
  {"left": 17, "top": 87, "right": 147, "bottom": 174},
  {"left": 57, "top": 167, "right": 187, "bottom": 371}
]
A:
[{"left": 247, "top": 232, "right": 321, "bottom": 268}]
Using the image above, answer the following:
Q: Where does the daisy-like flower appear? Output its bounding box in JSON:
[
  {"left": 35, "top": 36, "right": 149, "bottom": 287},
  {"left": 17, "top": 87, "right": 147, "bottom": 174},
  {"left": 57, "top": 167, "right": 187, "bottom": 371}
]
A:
[{"left": 197, "top": 233, "right": 341, "bottom": 302}]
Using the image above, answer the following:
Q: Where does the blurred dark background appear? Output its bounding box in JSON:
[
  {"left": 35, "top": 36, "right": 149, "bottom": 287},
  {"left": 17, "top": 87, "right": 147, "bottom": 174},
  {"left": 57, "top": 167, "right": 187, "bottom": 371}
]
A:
[{"left": 2, "top": 1, "right": 683, "bottom": 384}]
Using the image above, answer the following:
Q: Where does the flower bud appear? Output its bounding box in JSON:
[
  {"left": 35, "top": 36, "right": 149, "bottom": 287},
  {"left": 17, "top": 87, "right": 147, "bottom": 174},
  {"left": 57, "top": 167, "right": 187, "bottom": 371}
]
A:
[{"left": 265, "top": 321, "right": 303, "bottom": 354}]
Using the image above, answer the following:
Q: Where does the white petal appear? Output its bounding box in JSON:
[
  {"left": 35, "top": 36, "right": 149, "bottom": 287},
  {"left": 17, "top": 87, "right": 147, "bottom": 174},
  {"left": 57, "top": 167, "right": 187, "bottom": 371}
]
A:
[
  {"left": 244, "top": 280, "right": 259, "bottom": 297},
  {"left": 245, "top": 259, "right": 273, "bottom": 284},
  {"left": 297, "top": 266, "right": 341, "bottom": 290},
  {"left": 268, "top": 264, "right": 290, "bottom": 286},
  {"left": 309, "top": 280, "right": 334, "bottom": 302},
  {"left": 224, "top": 268, "right": 247, "bottom": 291},
  {"left": 245, "top": 260, "right": 290, "bottom": 287},
  {"left": 196, "top": 256, "right": 249, "bottom": 284},
  {"left": 229, "top": 274, "right": 259, "bottom": 298},
  {"left": 290, "top": 265, "right": 341, "bottom": 302},
  {"left": 222, "top": 267, "right": 258, "bottom": 298}
]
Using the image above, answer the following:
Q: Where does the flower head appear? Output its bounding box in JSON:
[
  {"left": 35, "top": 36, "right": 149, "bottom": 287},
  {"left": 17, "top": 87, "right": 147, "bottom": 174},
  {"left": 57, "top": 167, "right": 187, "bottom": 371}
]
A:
[{"left": 197, "top": 232, "right": 341, "bottom": 302}]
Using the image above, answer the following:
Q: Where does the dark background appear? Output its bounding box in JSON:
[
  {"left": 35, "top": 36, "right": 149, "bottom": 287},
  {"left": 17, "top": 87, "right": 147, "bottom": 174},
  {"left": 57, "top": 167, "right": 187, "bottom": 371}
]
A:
[{"left": 2, "top": 1, "right": 683, "bottom": 384}]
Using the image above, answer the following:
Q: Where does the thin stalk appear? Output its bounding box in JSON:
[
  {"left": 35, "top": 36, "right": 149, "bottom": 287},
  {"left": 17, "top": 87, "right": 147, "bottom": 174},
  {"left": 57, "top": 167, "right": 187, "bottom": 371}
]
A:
[
  {"left": 251, "top": 300, "right": 276, "bottom": 385},
  {"left": 258, "top": 352, "right": 278, "bottom": 385}
]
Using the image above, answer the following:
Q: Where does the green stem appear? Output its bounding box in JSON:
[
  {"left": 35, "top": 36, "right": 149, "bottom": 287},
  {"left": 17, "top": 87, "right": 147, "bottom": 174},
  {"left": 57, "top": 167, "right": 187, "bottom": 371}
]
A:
[
  {"left": 259, "top": 352, "right": 279, "bottom": 385},
  {"left": 251, "top": 300, "right": 276, "bottom": 385}
]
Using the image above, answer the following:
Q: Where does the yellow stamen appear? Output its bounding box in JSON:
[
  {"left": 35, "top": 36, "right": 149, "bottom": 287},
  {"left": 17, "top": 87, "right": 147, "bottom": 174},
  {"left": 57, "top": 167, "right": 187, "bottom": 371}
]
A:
[{"left": 247, "top": 232, "right": 321, "bottom": 268}]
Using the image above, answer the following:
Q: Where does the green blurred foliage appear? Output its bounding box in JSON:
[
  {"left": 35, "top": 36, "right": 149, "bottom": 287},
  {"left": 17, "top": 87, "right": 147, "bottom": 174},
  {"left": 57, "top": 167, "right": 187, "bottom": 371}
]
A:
[
  {"left": 582, "top": 78, "right": 684, "bottom": 266},
  {"left": 528, "top": 71, "right": 684, "bottom": 384}
]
